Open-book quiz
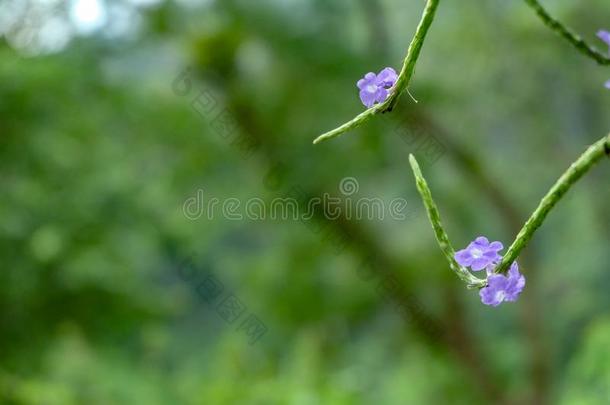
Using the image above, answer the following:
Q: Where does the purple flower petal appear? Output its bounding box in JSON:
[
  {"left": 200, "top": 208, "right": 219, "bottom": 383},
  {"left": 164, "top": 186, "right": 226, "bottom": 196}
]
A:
[
  {"left": 479, "top": 289, "right": 500, "bottom": 306},
  {"left": 357, "top": 73, "right": 376, "bottom": 90},
  {"left": 375, "top": 87, "right": 389, "bottom": 104},
  {"left": 455, "top": 249, "right": 474, "bottom": 266},
  {"left": 605, "top": 79, "right": 610, "bottom": 90},
  {"left": 480, "top": 293, "right": 500, "bottom": 306},
  {"left": 505, "top": 262, "right": 526, "bottom": 301},
  {"left": 488, "top": 274, "right": 508, "bottom": 289},
  {"left": 480, "top": 261, "right": 525, "bottom": 306},
  {"left": 376, "top": 67, "right": 398, "bottom": 88},
  {"left": 455, "top": 236, "right": 505, "bottom": 271},
  {"left": 471, "top": 257, "right": 490, "bottom": 271},
  {"left": 489, "top": 241, "right": 503, "bottom": 251},
  {"left": 483, "top": 250, "right": 500, "bottom": 259},
  {"left": 357, "top": 71, "right": 389, "bottom": 107},
  {"left": 480, "top": 275, "right": 509, "bottom": 306},
  {"left": 457, "top": 239, "right": 525, "bottom": 307},
  {"left": 474, "top": 236, "right": 489, "bottom": 245},
  {"left": 359, "top": 89, "right": 377, "bottom": 108},
  {"left": 508, "top": 261, "right": 519, "bottom": 277}
]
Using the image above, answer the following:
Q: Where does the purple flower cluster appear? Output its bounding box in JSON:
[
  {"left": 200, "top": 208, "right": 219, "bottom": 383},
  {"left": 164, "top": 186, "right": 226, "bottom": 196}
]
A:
[
  {"left": 455, "top": 236, "right": 525, "bottom": 307},
  {"left": 357, "top": 67, "right": 398, "bottom": 108},
  {"left": 597, "top": 30, "right": 610, "bottom": 89},
  {"left": 480, "top": 262, "right": 526, "bottom": 307},
  {"left": 454, "top": 236, "right": 503, "bottom": 271}
]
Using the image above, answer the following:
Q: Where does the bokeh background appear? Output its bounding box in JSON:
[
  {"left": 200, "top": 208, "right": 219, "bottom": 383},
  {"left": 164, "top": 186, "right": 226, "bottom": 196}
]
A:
[{"left": 1, "top": 0, "right": 610, "bottom": 404}]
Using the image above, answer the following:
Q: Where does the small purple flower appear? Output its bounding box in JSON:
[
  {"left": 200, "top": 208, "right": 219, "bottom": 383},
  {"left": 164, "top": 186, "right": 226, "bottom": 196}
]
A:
[
  {"left": 479, "top": 262, "right": 526, "bottom": 306},
  {"left": 376, "top": 67, "right": 398, "bottom": 87},
  {"left": 454, "top": 236, "right": 503, "bottom": 271},
  {"left": 357, "top": 67, "right": 398, "bottom": 108}
]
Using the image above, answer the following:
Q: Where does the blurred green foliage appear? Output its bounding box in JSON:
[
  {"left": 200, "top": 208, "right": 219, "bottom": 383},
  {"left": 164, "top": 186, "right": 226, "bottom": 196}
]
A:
[{"left": 1, "top": 0, "right": 609, "bottom": 404}]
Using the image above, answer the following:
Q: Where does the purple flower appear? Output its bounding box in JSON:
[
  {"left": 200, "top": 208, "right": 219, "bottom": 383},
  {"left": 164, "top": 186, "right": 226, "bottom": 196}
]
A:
[
  {"left": 479, "top": 262, "right": 526, "bottom": 306},
  {"left": 376, "top": 67, "right": 398, "bottom": 87},
  {"left": 605, "top": 80, "right": 610, "bottom": 90},
  {"left": 357, "top": 67, "right": 398, "bottom": 108},
  {"left": 454, "top": 236, "right": 503, "bottom": 271}
]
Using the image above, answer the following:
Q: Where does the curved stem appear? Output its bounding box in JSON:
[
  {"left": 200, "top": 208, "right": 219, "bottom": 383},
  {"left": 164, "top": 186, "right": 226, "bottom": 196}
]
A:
[
  {"left": 523, "top": 0, "right": 610, "bottom": 65},
  {"left": 315, "top": 0, "right": 609, "bottom": 146},
  {"left": 313, "top": 0, "right": 440, "bottom": 145},
  {"left": 409, "top": 155, "right": 486, "bottom": 289},
  {"left": 409, "top": 134, "right": 609, "bottom": 283},
  {"left": 495, "top": 134, "right": 610, "bottom": 274}
]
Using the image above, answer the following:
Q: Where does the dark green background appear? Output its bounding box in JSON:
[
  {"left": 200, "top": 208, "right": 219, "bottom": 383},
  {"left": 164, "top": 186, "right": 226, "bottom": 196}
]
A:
[{"left": 1, "top": 0, "right": 609, "bottom": 403}]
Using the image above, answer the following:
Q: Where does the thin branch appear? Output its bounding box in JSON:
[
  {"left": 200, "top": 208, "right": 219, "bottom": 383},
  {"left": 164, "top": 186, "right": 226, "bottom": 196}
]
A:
[
  {"left": 523, "top": 0, "right": 610, "bottom": 65},
  {"left": 314, "top": 0, "right": 610, "bottom": 145},
  {"left": 356, "top": 12, "right": 505, "bottom": 401},
  {"left": 410, "top": 134, "right": 610, "bottom": 283},
  {"left": 313, "top": 0, "right": 440, "bottom": 145},
  {"left": 408, "top": 154, "right": 486, "bottom": 289},
  {"left": 495, "top": 134, "right": 610, "bottom": 274},
  {"left": 403, "top": 109, "right": 551, "bottom": 402}
]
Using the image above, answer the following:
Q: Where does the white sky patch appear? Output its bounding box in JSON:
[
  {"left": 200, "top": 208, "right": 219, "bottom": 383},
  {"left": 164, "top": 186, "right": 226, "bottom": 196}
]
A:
[
  {"left": 175, "top": 0, "right": 214, "bottom": 9},
  {"left": 128, "top": 0, "right": 163, "bottom": 7},
  {"left": 0, "top": 0, "right": 27, "bottom": 35},
  {"left": 70, "top": 0, "right": 107, "bottom": 34},
  {"left": 37, "top": 16, "right": 72, "bottom": 53},
  {"left": 104, "top": 3, "right": 141, "bottom": 39}
]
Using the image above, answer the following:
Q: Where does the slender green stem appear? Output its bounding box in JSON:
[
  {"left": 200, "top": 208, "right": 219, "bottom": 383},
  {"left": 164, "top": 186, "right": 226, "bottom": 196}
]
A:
[
  {"left": 409, "top": 134, "right": 609, "bottom": 285},
  {"left": 313, "top": 104, "right": 385, "bottom": 145},
  {"left": 314, "top": 0, "right": 609, "bottom": 145},
  {"left": 313, "top": 0, "right": 440, "bottom": 145},
  {"left": 523, "top": 0, "right": 610, "bottom": 65},
  {"left": 409, "top": 155, "right": 486, "bottom": 289},
  {"left": 495, "top": 134, "right": 610, "bottom": 274}
]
